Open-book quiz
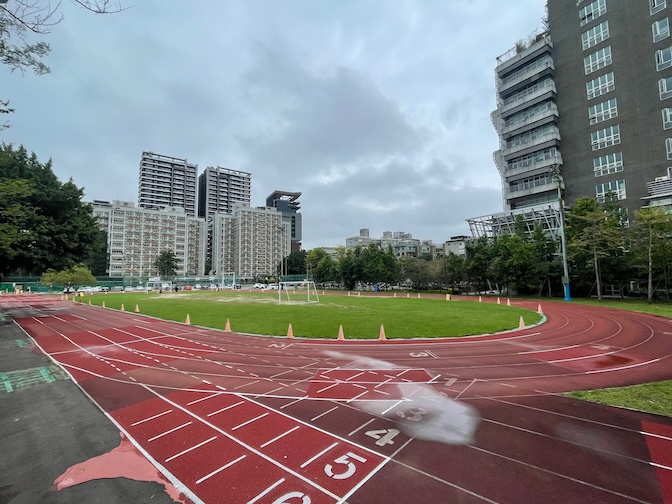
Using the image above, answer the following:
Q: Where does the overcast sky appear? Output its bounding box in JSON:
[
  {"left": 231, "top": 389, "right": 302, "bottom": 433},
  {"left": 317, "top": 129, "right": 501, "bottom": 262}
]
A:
[{"left": 1, "top": 0, "right": 546, "bottom": 250}]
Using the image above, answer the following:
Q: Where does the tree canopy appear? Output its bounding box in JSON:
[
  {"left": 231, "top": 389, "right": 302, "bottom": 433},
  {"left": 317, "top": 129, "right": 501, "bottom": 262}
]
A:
[
  {"left": 154, "top": 250, "right": 180, "bottom": 279},
  {"left": 41, "top": 264, "right": 96, "bottom": 289},
  {"left": 0, "top": 144, "right": 102, "bottom": 279}
]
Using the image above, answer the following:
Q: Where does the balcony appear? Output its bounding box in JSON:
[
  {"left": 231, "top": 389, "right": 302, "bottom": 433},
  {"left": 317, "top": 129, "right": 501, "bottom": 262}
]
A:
[
  {"left": 506, "top": 182, "right": 557, "bottom": 199},
  {"left": 501, "top": 103, "right": 558, "bottom": 138},
  {"left": 499, "top": 81, "right": 556, "bottom": 118},
  {"left": 496, "top": 35, "right": 553, "bottom": 76},
  {"left": 505, "top": 153, "right": 563, "bottom": 179},
  {"left": 502, "top": 129, "right": 561, "bottom": 160},
  {"left": 498, "top": 57, "right": 554, "bottom": 95}
]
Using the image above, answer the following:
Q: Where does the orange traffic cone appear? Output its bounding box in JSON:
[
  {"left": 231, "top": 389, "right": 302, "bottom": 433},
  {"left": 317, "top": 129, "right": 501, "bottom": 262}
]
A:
[
  {"left": 120, "top": 304, "right": 125, "bottom": 312},
  {"left": 496, "top": 297, "right": 501, "bottom": 305},
  {"left": 537, "top": 304, "right": 543, "bottom": 315},
  {"left": 379, "top": 325, "right": 386, "bottom": 341},
  {"left": 519, "top": 316, "right": 525, "bottom": 329},
  {"left": 506, "top": 298, "right": 511, "bottom": 306},
  {"left": 135, "top": 304, "right": 140, "bottom": 313},
  {"left": 337, "top": 325, "right": 345, "bottom": 341},
  {"left": 287, "top": 323, "right": 294, "bottom": 338},
  {"left": 224, "top": 319, "right": 231, "bottom": 332},
  {"left": 102, "top": 301, "right": 106, "bottom": 308},
  {"left": 185, "top": 314, "right": 191, "bottom": 325},
  {"left": 88, "top": 300, "right": 91, "bottom": 305},
  {"left": 478, "top": 296, "right": 482, "bottom": 302}
]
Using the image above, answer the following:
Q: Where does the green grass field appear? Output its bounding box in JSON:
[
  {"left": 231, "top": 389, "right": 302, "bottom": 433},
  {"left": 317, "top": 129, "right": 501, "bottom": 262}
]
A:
[
  {"left": 566, "top": 381, "right": 672, "bottom": 417},
  {"left": 77, "top": 290, "right": 542, "bottom": 339}
]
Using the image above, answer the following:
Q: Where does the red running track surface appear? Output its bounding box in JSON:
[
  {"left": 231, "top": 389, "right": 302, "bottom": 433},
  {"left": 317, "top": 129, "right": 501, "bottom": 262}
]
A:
[{"left": 3, "top": 294, "right": 672, "bottom": 504}]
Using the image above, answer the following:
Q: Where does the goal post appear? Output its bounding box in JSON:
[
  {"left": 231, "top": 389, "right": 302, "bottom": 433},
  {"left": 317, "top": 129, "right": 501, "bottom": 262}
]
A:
[{"left": 278, "top": 280, "right": 320, "bottom": 304}]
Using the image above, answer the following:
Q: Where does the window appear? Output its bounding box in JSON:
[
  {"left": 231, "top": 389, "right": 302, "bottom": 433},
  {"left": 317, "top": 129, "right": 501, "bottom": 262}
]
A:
[
  {"left": 508, "top": 147, "right": 559, "bottom": 171},
  {"left": 503, "top": 78, "right": 554, "bottom": 106},
  {"left": 593, "top": 152, "right": 624, "bottom": 177},
  {"left": 666, "top": 138, "right": 672, "bottom": 159},
  {"left": 663, "top": 108, "right": 672, "bottom": 129},
  {"left": 595, "top": 180, "right": 626, "bottom": 202},
  {"left": 584, "top": 46, "right": 612, "bottom": 74},
  {"left": 656, "top": 46, "right": 672, "bottom": 70},
  {"left": 586, "top": 72, "right": 615, "bottom": 99},
  {"left": 661, "top": 77, "right": 672, "bottom": 100},
  {"left": 504, "top": 101, "right": 555, "bottom": 128},
  {"left": 580, "top": 0, "right": 607, "bottom": 26},
  {"left": 591, "top": 125, "right": 621, "bottom": 150},
  {"left": 588, "top": 98, "right": 618, "bottom": 124},
  {"left": 582, "top": 21, "right": 610, "bottom": 50},
  {"left": 651, "top": 0, "right": 667, "bottom": 15},
  {"left": 507, "top": 123, "right": 557, "bottom": 149},
  {"left": 653, "top": 18, "right": 671, "bottom": 42}
]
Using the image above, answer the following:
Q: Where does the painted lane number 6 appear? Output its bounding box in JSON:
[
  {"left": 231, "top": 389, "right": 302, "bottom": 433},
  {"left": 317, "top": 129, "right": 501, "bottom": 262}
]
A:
[{"left": 324, "top": 452, "right": 368, "bottom": 480}]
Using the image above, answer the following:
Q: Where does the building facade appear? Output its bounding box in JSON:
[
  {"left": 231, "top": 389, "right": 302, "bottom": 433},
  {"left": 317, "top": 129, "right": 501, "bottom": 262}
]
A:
[
  {"left": 138, "top": 152, "right": 198, "bottom": 217},
  {"left": 265, "top": 191, "right": 303, "bottom": 253},
  {"left": 211, "top": 203, "right": 290, "bottom": 281},
  {"left": 91, "top": 200, "right": 206, "bottom": 279},
  {"left": 485, "top": 0, "right": 672, "bottom": 238},
  {"left": 345, "top": 229, "right": 436, "bottom": 258}
]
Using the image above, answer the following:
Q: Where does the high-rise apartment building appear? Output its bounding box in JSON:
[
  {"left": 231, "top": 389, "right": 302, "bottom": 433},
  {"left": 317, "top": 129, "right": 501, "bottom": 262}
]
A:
[
  {"left": 211, "top": 203, "right": 290, "bottom": 281},
  {"left": 471, "top": 0, "right": 672, "bottom": 237},
  {"left": 197, "top": 166, "right": 252, "bottom": 219},
  {"left": 138, "top": 152, "right": 198, "bottom": 217},
  {"left": 265, "top": 191, "right": 302, "bottom": 253},
  {"left": 91, "top": 200, "right": 206, "bottom": 279}
]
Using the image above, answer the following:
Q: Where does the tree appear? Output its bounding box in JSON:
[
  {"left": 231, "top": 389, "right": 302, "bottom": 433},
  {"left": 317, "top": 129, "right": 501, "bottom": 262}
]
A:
[
  {"left": 154, "top": 250, "right": 179, "bottom": 279},
  {"left": 567, "top": 197, "right": 625, "bottom": 300},
  {"left": 633, "top": 206, "right": 672, "bottom": 301},
  {"left": 306, "top": 248, "right": 338, "bottom": 283},
  {"left": 282, "top": 251, "right": 307, "bottom": 276},
  {"left": 0, "top": 144, "right": 101, "bottom": 278},
  {"left": 41, "top": 264, "right": 96, "bottom": 291}
]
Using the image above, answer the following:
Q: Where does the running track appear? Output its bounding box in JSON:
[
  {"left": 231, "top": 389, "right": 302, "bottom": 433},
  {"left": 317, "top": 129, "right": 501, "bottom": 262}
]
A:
[{"left": 2, "top": 294, "right": 672, "bottom": 504}]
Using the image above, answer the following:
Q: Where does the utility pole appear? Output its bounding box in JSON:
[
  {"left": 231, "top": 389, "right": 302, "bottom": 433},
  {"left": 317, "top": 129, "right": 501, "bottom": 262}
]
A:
[{"left": 550, "top": 164, "right": 572, "bottom": 301}]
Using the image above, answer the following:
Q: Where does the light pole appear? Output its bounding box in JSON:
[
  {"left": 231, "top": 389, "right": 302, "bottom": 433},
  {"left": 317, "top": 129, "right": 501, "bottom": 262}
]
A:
[{"left": 550, "top": 164, "right": 572, "bottom": 301}]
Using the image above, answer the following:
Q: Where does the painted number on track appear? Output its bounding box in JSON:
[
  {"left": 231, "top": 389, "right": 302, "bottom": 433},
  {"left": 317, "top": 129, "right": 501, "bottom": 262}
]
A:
[
  {"left": 324, "top": 452, "right": 368, "bottom": 480},
  {"left": 272, "top": 492, "right": 310, "bottom": 504},
  {"left": 409, "top": 351, "right": 429, "bottom": 357},
  {"left": 397, "top": 407, "right": 427, "bottom": 422},
  {"left": 365, "top": 428, "right": 400, "bottom": 446}
]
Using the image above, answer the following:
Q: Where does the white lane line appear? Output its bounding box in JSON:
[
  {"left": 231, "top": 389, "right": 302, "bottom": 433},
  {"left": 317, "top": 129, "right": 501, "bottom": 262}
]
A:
[
  {"left": 316, "top": 383, "right": 339, "bottom": 394},
  {"left": 346, "top": 390, "right": 369, "bottom": 403},
  {"left": 270, "top": 369, "right": 295, "bottom": 379},
  {"left": 165, "top": 436, "right": 217, "bottom": 462},
  {"left": 147, "top": 421, "right": 192, "bottom": 442},
  {"left": 499, "top": 383, "right": 516, "bottom": 388},
  {"left": 375, "top": 378, "right": 392, "bottom": 389},
  {"left": 311, "top": 406, "right": 339, "bottom": 422},
  {"left": 652, "top": 462, "right": 672, "bottom": 471},
  {"left": 232, "top": 413, "right": 269, "bottom": 431},
  {"left": 519, "top": 344, "right": 581, "bottom": 355},
  {"left": 344, "top": 371, "right": 365, "bottom": 381},
  {"left": 207, "top": 401, "right": 245, "bottom": 417},
  {"left": 187, "top": 393, "right": 221, "bottom": 405},
  {"left": 260, "top": 426, "right": 300, "bottom": 448},
  {"left": 247, "top": 478, "right": 286, "bottom": 504},
  {"left": 381, "top": 400, "right": 404, "bottom": 415},
  {"left": 234, "top": 379, "right": 261, "bottom": 390},
  {"left": 348, "top": 418, "right": 376, "bottom": 437},
  {"left": 280, "top": 397, "right": 305, "bottom": 410},
  {"left": 300, "top": 442, "right": 338, "bottom": 469},
  {"left": 195, "top": 454, "right": 247, "bottom": 485},
  {"left": 585, "top": 358, "right": 660, "bottom": 374},
  {"left": 131, "top": 409, "right": 173, "bottom": 426}
]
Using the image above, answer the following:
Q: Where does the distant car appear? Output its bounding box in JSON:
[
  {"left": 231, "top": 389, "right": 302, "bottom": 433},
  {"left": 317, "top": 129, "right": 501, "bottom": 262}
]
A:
[
  {"left": 90, "top": 286, "right": 102, "bottom": 292},
  {"left": 183, "top": 285, "right": 192, "bottom": 291},
  {"left": 265, "top": 284, "right": 278, "bottom": 290},
  {"left": 208, "top": 284, "right": 219, "bottom": 290},
  {"left": 123, "top": 286, "right": 134, "bottom": 292},
  {"left": 99, "top": 286, "right": 110, "bottom": 293},
  {"left": 135, "top": 286, "right": 145, "bottom": 291},
  {"left": 63, "top": 287, "right": 75, "bottom": 293},
  {"left": 112, "top": 286, "right": 124, "bottom": 292},
  {"left": 253, "top": 283, "right": 265, "bottom": 289},
  {"left": 194, "top": 284, "right": 202, "bottom": 290}
]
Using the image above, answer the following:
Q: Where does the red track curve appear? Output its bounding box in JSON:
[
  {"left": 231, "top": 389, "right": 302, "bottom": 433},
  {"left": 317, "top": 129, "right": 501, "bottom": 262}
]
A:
[{"left": 2, "top": 294, "right": 671, "bottom": 504}]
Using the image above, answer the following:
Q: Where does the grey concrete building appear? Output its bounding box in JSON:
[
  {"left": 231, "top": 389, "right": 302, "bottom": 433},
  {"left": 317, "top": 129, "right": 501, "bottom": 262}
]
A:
[
  {"left": 265, "top": 191, "right": 302, "bottom": 253},
  {"left": 138, "top": 152, "right": 198, "bottom": 217}
]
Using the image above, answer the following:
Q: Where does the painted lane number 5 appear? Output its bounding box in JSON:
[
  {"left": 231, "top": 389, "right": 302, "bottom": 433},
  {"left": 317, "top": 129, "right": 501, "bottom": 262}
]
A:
[
  {"left": 272, "top": 492, "right": 310, "bottom": 504},
  {"left": 324, "top": 452, "right": 368, "bottom": 480}
]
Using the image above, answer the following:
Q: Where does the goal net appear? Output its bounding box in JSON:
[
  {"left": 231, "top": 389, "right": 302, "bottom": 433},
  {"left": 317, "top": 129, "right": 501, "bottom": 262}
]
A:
[{"left": 278, "top": 281, "right": 320, "bottom": 304}]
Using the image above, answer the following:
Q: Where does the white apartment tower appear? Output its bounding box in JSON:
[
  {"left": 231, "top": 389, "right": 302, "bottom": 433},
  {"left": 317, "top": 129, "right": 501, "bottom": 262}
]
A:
[
  {"left": 91, "top": 200, "right": 206, "bottom": 279},
  {"left": 197, "top": 166, "right": 252, "bottom": 219},
  {"left": 211, "top": 203, "right": 290, "bottom": 281},
  {"left": 138, "top": 152, "right": 198, "bottom": 217}
]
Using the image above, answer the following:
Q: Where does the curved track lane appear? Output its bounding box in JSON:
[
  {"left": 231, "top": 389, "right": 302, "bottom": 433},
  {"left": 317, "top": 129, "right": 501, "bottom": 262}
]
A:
[{"left": 2, "top": 294, "right": 672, "bottom": 504}]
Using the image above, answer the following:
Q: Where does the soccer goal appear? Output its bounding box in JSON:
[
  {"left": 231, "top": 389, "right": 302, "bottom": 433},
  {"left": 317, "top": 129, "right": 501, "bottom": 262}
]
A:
[{"left": 278, "top": 280, "right": 320, "bottom": 304}]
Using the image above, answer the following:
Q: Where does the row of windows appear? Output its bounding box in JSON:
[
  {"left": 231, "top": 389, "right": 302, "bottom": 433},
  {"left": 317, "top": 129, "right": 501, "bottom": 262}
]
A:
[
  {"left": 596, "top": 180, "right": 626, "bottom": 202},
  {"left": 507, "top": 123, "right": 557, "bottom": 148},
  {"left": 504, "top": 101, "right": 555, "bottom": 128},
  {"left": 509, "top": 173, "right": 554, "bottom": 193},
  {"left": 584, "top": 46, "right": 612, "bottom": 75},
  {"left": 508, "top": 147, "right": 559, "bottom": 171},
  {"left": 586, "top": 71, "right": 614, "bottom": 100},
  {"left": 582, "top": 20, "right": 609, "bottom": 50},
  {"left": 593, "top": 152, "right": 623, "bottom": 177},
  {"left": 579, "top": 0, "right": 607, "bottom": 27},
  {"left": 503, "top": 78, "right": 554, "bottom": 106},
  {"left": 588, "top": 97, "right": 618, "bottom": 124},
  {"left": 501, "top": 56, "right": 553, "bottom": 85},
  {"left": 591, "top": 125, "right": 621, "bottom": 151}
]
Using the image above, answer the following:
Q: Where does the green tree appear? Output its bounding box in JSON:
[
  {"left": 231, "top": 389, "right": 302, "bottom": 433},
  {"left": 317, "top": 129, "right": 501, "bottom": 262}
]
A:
[
  {"left": 282, "top": 251, "right": 307, "bottom": 276},
  {"left": 84, "top": 229, "right": 109, "bottom": 276},
  {"left": 465, "top": 237, "right": 495, "bottom": 292},
  {"left": 154, "top": 250, "right": 180, "bottom": 279},
  {"left": 399, "top": 257, "right": 433, "bottom": 290},
  {"left": 441, "top": 252, "right": 465, "bottom": 292},
  {"left": 306, "top": 248, "right": 338, "bottom": 283},
  {"left": 633, "top": 206, "right": 672, "bottom": 301},
  {"left": 41, "top": 264, "right": 96, "bottom": 291},
  {"left": 0, "top": 145, "right": 100, "bottom": 278}
]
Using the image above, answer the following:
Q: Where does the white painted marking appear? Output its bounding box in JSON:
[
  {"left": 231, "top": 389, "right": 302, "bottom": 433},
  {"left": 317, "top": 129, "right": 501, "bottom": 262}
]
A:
[
  {"left": 187, "top": 393, "right": 220, "bottom": 406},
  {"left": 131, "top": 409, "right": 173, "bottom": 426},
  {"left": 348, "top": 418, "right": 376, "bottom": 437},
  {"left": 234, "top": 379, "right": 261, "bottom": 390},
  {"left": 316, "top": 383, "right": 339, "bottom": 394},
  {"left": 311, "top": 406, "right": 339, "bottom": 422},
  {"left": 260, "top": 426, "right": 300, "bottom": 448},
  {"left": 195, "top": 455, "right": 246, "bottom": 484},
  {"left": 270, "top": 369, "right": 294, "bottom": 379},
  {"left": 207, "top": 401, "right": 244, "bottom": 417},
  {"left": 300, "top": 442, "right": 338, "bottom": 468},
  {"left": 232, "top": 413, "right": 269, "bottom": 431},
  {"left": 148, "top": 421, "right": 192, "bottom": 442},
  {"left": 381, "top": 400, "right": 405, "bottom": 415},
  {"left": 346, "top": 390, "right": 369, "bottom": 403},
  {"left": 344, "top": 371, "right": 365, "bottom": 381},
  {"left": 586, "top": 358, "right": 660, "bottom": 374},
  {"left": 499, "top": 383, "right": 516, "bottom": 388},
  {"left": 651, "top": 462, "right": 672, "bottom": 471},
  {"left": 165, "top": 436, "right": 217, "bottom": 462},
  {"left": 279, "top": 397, "right": 305, "bottom": 410},
  {"left": 246, "top": 478, "right": 286, "bottom": 504}
]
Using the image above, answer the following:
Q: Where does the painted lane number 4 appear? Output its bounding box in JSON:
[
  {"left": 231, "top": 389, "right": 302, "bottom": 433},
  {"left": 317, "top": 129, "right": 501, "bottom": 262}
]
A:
[
  {"left": 324, "top": 452, "right": 368, "bottom": 480},
  {"left": 365, "top": 429, "right": 400, "bottom": 446}
]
